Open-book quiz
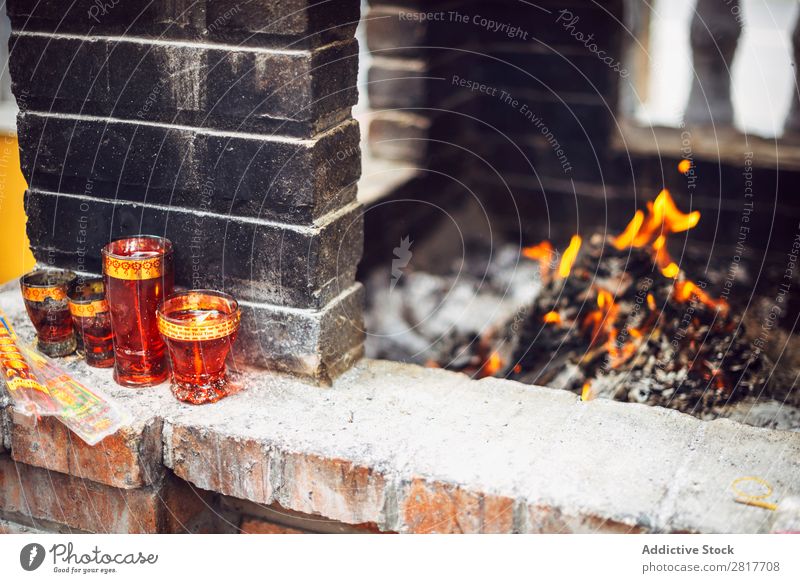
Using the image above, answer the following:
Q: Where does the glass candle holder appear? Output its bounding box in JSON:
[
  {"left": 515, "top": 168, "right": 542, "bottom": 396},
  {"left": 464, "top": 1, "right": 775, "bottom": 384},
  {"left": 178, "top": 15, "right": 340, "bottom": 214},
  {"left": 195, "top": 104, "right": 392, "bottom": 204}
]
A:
[
  {"left": 20, "top": 269, "right": 77, "bottom": 357},
  {"left": 157, "top": 290, "right": 241, "bottom": 405},
  {"left": 102, "top": 236, "right": 174, "bottom": 387},
  {"left": 67, "top": 277, "right": 115, "bottom": 368}
]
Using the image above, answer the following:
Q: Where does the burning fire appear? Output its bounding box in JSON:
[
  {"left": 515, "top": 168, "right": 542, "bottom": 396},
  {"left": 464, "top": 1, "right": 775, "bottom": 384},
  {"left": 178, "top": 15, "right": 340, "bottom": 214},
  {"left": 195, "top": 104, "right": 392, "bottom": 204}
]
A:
[
  {"left": 559, "top": 235, "right": 582, "bottom": 278},
  {"left": 522, "top": 241, "right": 554, "bottom": 279},
  {"left": 480, "top": 351, "right": 504, "bottom": 377},
  {"left": 543, "top": 311, "right": 561, "bottom": 324},
  {"left": 518, "top": 186, "right": 729, "bottom": 388}
]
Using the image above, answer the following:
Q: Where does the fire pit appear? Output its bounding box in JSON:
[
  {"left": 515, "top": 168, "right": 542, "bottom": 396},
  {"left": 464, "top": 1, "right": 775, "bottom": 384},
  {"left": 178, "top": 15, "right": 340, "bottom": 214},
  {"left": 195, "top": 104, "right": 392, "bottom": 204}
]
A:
[{"left": 362, "top": 188, "right": 800, "bottom": 431}]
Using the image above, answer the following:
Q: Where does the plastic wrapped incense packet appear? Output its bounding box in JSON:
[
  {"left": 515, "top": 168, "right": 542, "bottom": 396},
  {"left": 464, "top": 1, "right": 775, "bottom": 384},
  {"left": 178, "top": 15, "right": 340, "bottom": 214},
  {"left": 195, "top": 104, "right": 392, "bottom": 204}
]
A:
[
  {"left": 0, "top": 310, "right": 59, "bottom": 417},
  {"left": 0, "top": 308, "right": 131, "bottom": 445}
]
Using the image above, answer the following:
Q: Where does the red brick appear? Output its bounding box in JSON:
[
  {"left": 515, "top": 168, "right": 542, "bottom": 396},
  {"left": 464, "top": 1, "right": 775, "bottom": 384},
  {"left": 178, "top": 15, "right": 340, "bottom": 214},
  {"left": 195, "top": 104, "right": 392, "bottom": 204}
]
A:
[
  {"left": 400, "top": 479, "right": 515, "bottom": 534},
  {"left": 240, "top": 516, "right": 307, "bottom": 534},
  {"left": 277, "top": 452, "right": 387, "bottom": 526},
  {"left": 526, "top": 504, "right": 643, "bottom": 534},
  {"left": 0, "top": 456, "right": 203, "bottom": 533},
  {"left": 169, "top": 426, "right": 387, "bottom": 527},
  {"left": 9, "top": 409, "right": 162, "bottom": 489}
]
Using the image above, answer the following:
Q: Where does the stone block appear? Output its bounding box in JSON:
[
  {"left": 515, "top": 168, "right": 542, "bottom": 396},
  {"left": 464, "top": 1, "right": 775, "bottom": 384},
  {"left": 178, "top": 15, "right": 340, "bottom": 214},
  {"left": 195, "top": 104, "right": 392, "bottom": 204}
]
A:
[
  {"left": 236, "top": 285, "right": 365, "bottom": 383},
  {"left": 17, "top": 113, "right": 360, "bottom": 223},
  {"left": 24, "top": 189, "right": 364, "bottom": 310},
  {"left": 6, "top": 0, "right": 360, "bottom": 48},
  {"left": 10, "top": 35, "right": 359, "bottom": 136}
]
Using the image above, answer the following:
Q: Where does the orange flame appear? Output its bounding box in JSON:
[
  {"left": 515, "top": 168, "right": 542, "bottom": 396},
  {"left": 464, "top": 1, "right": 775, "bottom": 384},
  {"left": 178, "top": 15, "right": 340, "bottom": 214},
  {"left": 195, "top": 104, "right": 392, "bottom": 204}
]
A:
[
  {"left": 581, "top": 381, "right": 593, "bottom": 401},
  {"left": 543, "top": 311, "right": 561, "bottom": 324},
  {"left": 647, "top": 293, "right": 656, "bottom": 311},
  {"left": 678, "top": 159, "right": 692, "bottom": 175},
  {"left": 558, "top": 235, "right": 582, "bottom": 278},
  {"left": 481, "top": 351, "right": 503, "bottom": 377},
  {"left": 612, "top": 210, "right": 644, "bottom": 250},
  {"left": 673, "top": 280, "right": 727, "bottom": 312},
  {"left": 584, "top": 288, "right": 619, "bottom": 347},
  {"left": 522, "top": 241, "right": 554, "bottom": 279},
  {"left": 615, "top": 190, "right": 700, "bottom": 251}
]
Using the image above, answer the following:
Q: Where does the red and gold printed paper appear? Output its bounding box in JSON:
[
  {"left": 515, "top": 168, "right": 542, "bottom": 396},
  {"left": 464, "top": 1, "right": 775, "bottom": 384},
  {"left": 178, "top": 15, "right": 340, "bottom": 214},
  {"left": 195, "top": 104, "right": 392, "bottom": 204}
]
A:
[{"left": 0, "top": 309, "right": 131, "bottom": 445}]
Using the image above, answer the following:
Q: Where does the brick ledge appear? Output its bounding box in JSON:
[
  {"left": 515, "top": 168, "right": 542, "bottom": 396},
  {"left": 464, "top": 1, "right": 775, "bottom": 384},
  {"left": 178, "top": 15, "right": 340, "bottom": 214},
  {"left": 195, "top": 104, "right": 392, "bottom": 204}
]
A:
[{"left": 1, "top": 286, "right": 799, "bottom": 533}]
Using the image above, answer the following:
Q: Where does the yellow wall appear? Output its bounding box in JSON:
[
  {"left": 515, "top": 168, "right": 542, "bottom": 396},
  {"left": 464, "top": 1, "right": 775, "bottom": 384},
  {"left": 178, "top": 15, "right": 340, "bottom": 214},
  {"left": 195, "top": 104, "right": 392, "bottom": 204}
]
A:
[{"left": 0, "top": 134, "right": 35, "bottom": 284}]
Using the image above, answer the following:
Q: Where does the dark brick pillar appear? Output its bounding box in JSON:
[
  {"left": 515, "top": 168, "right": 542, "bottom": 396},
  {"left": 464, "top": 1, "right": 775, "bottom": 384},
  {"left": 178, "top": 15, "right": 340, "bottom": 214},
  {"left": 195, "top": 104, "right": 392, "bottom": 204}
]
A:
[{"left": 6, "top": 0, "right": 364, "bottom": 383}]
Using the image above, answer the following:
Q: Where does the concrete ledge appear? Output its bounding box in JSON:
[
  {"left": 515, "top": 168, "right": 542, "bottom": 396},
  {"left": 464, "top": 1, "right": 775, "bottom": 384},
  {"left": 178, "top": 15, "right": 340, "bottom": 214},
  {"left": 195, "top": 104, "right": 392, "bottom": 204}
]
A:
[{"left": 1, "top": 286, "right": 798, "bottom": 533}]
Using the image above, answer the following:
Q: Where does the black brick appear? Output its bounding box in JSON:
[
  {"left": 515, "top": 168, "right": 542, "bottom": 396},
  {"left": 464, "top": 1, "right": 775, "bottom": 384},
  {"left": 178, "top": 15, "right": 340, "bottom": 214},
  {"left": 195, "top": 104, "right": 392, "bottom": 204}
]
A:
[
  {"left": 17, "top": 113, "right": 360, "bottom": 224},
  {"left": 25, "top": 190, "right": 364, "bottom": 309},
  {"left": 9, "top": 34, "right": 358, "bottom": 136},
  {"left": 6, "top": 0, "right": 360, "bottom": 49}
]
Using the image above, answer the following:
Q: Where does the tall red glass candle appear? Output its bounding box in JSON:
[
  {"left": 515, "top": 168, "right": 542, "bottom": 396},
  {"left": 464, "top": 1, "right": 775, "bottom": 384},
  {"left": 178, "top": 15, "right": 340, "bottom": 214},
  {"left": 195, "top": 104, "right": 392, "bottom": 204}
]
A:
[{"left": 102, "top": 236, "right": 174, "bottom": 387}]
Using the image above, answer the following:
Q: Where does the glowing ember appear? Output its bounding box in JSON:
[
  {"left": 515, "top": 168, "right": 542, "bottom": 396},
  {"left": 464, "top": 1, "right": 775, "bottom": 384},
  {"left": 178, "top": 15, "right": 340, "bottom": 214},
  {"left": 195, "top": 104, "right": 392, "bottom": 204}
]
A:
[
  {"left": 558, "top": 235, "right": 582, "bottom": 278},
  {"left": 480, "top": 351, "right": 503, "bottom": 377},
  {"left": 678, "top": 159, "right": 692, "bottom": 175},
  {"left": 647, "top": 293, "right": 656, "bottom": 310},
  {"left": 522, "top": 241, "right": 554, "bottom": 278},
  {"left": 543, "top": 311, "right": 561, "bottom": 324},
  {"left": 581, "top": 381, "right": 593, "bottom": 401}
]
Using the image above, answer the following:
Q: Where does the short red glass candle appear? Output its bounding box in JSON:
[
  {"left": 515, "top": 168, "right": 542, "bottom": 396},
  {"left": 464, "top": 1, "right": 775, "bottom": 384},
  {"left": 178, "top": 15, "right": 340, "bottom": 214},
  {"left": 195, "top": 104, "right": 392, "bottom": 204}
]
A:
[
  {"left": 67, "top": 277, "right": 114, "bottom": 368},
  {"left": 20, "top": 269, "right": 77, "bottom": 357},
  {"left": 102, "top": 236, "right": 174, "bottom": 387},
  {"left": 157, "top": 290, "right": 240, "bottom": 405}
]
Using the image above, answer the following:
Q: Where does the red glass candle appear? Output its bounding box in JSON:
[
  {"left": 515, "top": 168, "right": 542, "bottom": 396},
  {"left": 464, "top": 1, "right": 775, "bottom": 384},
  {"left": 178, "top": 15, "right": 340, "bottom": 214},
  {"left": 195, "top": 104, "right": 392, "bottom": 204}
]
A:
[
  {"left": 67, "top": 277, "right": 114, "bottom": 368},
  {"left": 20, "top": 269, "right": 77, "bottom": 357},
  {"left": 102, "top": 236, "right": 174, "bottom": 387},
  {"left": 157, "top": 290, "right": 240, "bottom": 404}
]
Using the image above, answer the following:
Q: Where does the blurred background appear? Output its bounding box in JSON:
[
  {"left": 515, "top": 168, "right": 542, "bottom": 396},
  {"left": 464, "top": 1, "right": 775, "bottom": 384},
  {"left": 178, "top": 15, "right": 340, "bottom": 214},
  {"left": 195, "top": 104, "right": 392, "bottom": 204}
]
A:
[{"left": 0, "top": 12, "right": 34, "bottom": 285}]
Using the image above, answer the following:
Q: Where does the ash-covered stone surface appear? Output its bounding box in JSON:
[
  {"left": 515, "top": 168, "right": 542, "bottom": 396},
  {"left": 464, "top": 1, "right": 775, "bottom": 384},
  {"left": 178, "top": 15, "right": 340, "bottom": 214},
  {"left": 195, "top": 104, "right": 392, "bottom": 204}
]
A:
[
  {"left": 364, "top": 245, "right": 541, "bottom": 369},
  {"left": 2, "top": 283, "right": 799, "bottom": 532}
]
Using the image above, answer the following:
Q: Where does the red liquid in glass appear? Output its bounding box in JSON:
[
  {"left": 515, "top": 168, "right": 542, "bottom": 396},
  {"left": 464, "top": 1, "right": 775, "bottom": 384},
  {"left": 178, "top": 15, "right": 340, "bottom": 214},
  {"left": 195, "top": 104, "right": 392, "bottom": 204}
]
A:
[
  {"left": 72, "top": 311, "right": 114, "bottom": 368},
  {"left": 158, "top": 291, "right": 240, "bottom": 405},
  {"left": 163, "top": 309, "right": 237, "bottom": 403},
  {"left": 103, "top": 239, "right": 174, "bottom": 387}
]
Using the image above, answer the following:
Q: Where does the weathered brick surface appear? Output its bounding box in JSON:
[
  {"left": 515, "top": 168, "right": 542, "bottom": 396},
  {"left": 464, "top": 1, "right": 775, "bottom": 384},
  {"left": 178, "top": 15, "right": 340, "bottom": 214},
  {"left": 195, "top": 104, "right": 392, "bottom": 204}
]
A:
[
  {"left": 17, "top": 114, "right": 360, "bottom": 223},
  {"left": 0, "top": 456, "right": 215, "bottom": 534},
  {"left": 237, "top": 284, "right": 365, "bottom": 382},
  {"left": 168, "top": 429, "right": 385, "bottom": 527},
  {"left": 0, "top": 517, "right": 52, "bottom": 533},
  {"left": 8, "top": 409, "right": 162, "bottom": 489},
  {"left": 24, "top": 191, "right": 363, "bottom": 309},
  {"left": 240, "top": 517, "right": 306, "bottom": 534},
  {"left": 7, "top": 0, "right": 360, "bottom": 48},
  {"left": 0, "top": 456, "right": 160, "bottom": 533},
  {"left": 10, "top": 35, "right": 358, "bottom": 136},
  {"left": 525, "top": 504, "right": 644, "bottom": 534},
  {"left": 399, "top": 479, "right": 514, "bottom": 534}
]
